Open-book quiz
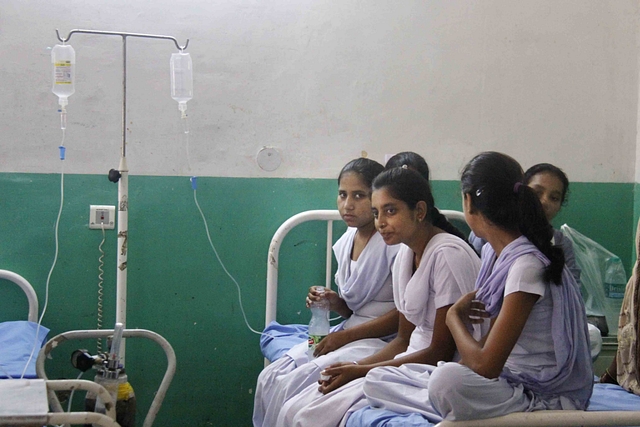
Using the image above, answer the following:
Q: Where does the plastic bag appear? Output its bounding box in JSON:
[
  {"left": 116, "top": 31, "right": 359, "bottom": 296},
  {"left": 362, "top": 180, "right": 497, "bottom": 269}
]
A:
[{"left": 560, "top": 224, "right": 626, "bottom": 336}]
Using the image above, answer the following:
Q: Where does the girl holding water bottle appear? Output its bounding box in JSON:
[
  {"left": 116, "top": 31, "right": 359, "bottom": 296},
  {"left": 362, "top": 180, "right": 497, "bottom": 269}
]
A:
[{"left": 254, "top": 158, "right": 400, "bottom": 427}]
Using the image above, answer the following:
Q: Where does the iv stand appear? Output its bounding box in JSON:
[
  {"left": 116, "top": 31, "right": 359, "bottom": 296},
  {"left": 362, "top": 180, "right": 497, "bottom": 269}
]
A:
[{"left": 55, "top": 29, "right": 189, "bottom": 364}]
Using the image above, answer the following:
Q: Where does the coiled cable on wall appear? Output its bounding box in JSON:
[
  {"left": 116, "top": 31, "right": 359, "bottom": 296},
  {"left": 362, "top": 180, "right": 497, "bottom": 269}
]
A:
[{"left": 96, "top": 223, "right": 106, "bottom": 353}]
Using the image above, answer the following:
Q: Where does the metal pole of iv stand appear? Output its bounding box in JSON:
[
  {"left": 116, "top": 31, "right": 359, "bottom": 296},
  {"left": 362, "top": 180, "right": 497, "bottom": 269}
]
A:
[
  {"left": 117, "top": 34, "right": 130, "bottom": 365},
  {"left": 55, "top": 29, "right": 189, "bottom": 365}
]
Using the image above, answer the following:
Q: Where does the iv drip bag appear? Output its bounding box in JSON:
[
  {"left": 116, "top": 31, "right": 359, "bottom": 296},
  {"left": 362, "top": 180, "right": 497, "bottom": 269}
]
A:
[
  {"left": 51, "top": 44, "right": 76, "bottom": 107},
  {"left": 170, "top": 52, "right": 193, "bottom": 114}
]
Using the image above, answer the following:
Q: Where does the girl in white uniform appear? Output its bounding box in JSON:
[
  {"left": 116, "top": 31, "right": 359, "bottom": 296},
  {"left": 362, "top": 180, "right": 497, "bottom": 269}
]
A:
[
  {"left": 275, "top": 166, "right": 481, "bottom": 427},
  {"left": 253, "top": 158, "right": 400, "bottom": 427},
  {"left": 347, "top": 151, "right": 592, "bottom": 426}
]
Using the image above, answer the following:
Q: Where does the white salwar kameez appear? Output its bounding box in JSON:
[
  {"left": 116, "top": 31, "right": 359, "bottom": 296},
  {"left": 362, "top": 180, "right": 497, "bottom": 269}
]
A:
[
  {"left": 253, "top": 228, "right": 398, "bottom": 427},
  {"left": 275, "top": 234, "right": 481, "bottom": 427}
]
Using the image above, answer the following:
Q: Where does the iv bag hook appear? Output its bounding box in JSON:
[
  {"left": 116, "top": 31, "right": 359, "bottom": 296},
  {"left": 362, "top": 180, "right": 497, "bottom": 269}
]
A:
[{"left": 55, "top": 29, "right": 189, "bottom": 51}]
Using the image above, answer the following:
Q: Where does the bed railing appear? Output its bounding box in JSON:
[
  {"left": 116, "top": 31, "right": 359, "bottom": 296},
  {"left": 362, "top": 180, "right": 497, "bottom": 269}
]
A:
[
  {"left": 0, "top": 270, "right": 38, "bottom": 322},
  {"left": 36, "top": 328, "right": 176, "bottom": 427},
  {"left": 265, "top": 210, "right": 342, "bottom": 328}
]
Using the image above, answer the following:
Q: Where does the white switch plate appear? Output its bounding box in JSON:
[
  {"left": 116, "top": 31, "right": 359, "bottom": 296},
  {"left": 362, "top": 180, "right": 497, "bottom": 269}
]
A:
[{"left": 89, "top": 205, "right": 115, "bottom": 229}]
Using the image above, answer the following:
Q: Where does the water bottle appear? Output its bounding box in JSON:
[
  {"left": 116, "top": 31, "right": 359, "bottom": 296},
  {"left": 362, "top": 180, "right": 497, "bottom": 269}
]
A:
[
  {"left": 51, "top": 44, "right": 76, "bottom": 107},
  {"left": 603, "top": 256, "right": 626, "bottom": 335},
  {"left": 308, "top": 286, "right": 330, "bottom": 360}
]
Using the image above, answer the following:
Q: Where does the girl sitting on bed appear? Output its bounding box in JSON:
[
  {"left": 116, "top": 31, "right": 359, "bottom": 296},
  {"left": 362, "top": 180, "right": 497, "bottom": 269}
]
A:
[
  {"left": 471, "top": 162, "right": 603, "bottom": 356},
  {"left": 347, "top": 151, "right": 592, "bottom": 426},
  {"left": 274, "top": 166, "right": 482, "bottom": 427},
  {"left": 253, "top": 157, "right": 401, "bottom": 427},
  {"left": 469, "top": 163, "right": 581, "bottom": 287},
  {"left": 259, "top": 158, "right": 398, "bottom": 363}
]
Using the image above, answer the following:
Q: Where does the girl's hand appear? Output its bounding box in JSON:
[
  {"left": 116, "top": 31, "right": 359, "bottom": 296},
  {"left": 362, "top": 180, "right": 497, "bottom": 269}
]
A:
[
  {"left": 448, "top": 291, "right": 489, "bottom": 326},
  {"left": 317, "top": 362, "right": 367, "bottom": 394},
  {"left": 306, "top": 286, "right": 327, "bottom": 308},
  {"left": 323, "top": 289, "right": 342, "bottom": 311},
  {"left": 306, "top": 287, "right": 341, "bottom": 310},
  {"left": 314, "top": 330, "right": 349, "bottom": 356}
]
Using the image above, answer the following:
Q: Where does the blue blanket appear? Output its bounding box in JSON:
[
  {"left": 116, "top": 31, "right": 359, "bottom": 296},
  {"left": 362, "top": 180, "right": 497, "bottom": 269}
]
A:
[
  {"left": 0, "top": 321, "right": 50, "bottom": 379},
  {"left": 260, "top": 321, "right": 308, "bottom": 362},
  {"left": 346, "top": 383, "right": 640, "bottom": 427}
]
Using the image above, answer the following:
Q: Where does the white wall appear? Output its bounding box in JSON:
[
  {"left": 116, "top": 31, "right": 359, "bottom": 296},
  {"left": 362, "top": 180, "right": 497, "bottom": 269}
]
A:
[{"left": 0, "top": 0, "right": 638, "bottom": 181}]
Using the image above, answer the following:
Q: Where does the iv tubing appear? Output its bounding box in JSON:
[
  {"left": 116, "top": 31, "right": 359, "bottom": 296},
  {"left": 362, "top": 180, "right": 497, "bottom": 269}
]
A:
[
  {"left": 60, "top": 107, "right": 67, "bottom": 130},
  {"left": 192, "top": 189, "right": 273, "bottom": 338},
  {"left": 21, "top": 145, "right": 66, "bottom": 378},
  {"left": 183, "top": 120, "right": 277, "bottom": 340}
]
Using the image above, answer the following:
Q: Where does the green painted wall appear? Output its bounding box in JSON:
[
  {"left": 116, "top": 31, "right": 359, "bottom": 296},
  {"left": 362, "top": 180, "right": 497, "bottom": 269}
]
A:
[{"left": 0, "top": 173, "right": 635, "bottom": 426}]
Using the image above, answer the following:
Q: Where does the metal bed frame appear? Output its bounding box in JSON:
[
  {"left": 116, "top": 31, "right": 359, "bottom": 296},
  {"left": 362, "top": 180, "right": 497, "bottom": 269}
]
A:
[{"left": 0, "top": 270, "right": 176, "bottom": 427}]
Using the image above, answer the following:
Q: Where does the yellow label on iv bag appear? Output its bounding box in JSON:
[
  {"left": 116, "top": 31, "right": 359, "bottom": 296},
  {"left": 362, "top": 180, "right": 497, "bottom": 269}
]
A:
[{"left": 54, "top": 61, "right": 72, "bottom": 84}]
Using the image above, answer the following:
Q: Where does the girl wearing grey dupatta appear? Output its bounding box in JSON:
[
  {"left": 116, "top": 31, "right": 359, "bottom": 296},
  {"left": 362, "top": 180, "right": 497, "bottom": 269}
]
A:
[
  {"left": 254, "top": 158, "right": 400, "bottom": 427},
  {"left": 434, "top": 152, "right": 592, "bottom": 420},
  {"left": 346, "top": 152, "right": 592, "bottom": 426}
]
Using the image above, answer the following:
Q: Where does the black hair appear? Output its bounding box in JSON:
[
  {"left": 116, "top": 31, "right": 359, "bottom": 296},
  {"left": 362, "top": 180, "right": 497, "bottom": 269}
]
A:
[
  {"left": 338, "top": 158, "right": 384, "bottom": 188},
  {"left": 524, "top": 163, "right": 570, "bottom": 205},
  {"left": 461, "top": 152, "right": 565, "bottom": 284},
  {"left": 372, "top": 167, "right": 433, "bottom": 223},
  {"left": 385, "top": 152, "right": 431, "bottom": 181},
  {"left": 385, "top": 152, "right": 468, "bottom": 242}
]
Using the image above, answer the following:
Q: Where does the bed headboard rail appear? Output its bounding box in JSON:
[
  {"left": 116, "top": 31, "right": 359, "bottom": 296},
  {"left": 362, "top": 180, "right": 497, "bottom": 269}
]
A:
[
  {"left": 0, "top": 269, "right": 38, "bottom": 322},
  {"left": 265, "top": 210, "right": 342, "bottom": 328},
  {"left": 440, "top": 209, "right": 466, "bottom": 224}
]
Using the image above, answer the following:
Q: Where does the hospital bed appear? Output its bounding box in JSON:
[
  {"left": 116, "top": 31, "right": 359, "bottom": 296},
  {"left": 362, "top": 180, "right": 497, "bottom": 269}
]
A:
[
  {"left": 0, "top": 270, "right": 176, "bottom": 427},
  {"left": 264, "top": 210, "right": 640, "bottom": 427}
]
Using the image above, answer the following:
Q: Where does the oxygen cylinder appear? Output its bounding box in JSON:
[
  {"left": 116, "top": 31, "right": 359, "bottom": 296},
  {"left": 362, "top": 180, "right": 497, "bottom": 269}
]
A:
[{"left": 85, "top": 370, "right": 136, "bottom": 427}]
